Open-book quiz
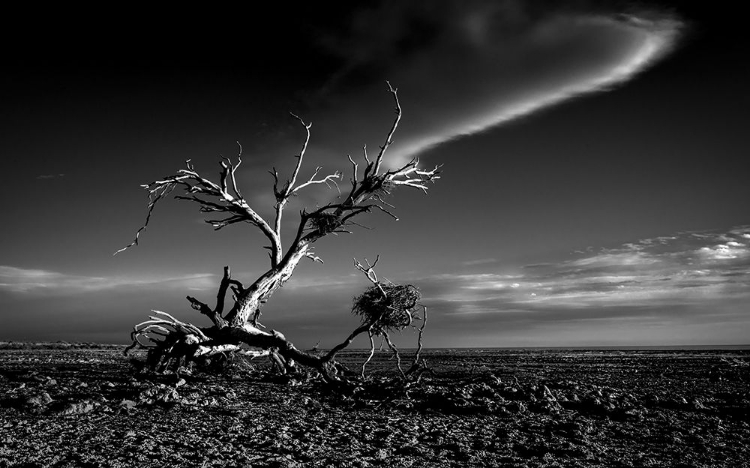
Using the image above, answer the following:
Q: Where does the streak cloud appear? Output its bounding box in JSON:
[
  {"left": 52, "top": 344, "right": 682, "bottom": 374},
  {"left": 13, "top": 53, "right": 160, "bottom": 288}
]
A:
[
  {"left": 388, "top": 15, "right": 683, "bottom": 165},
  {"left": 299, "top": 2, "right": 684, "bottom": 169}
]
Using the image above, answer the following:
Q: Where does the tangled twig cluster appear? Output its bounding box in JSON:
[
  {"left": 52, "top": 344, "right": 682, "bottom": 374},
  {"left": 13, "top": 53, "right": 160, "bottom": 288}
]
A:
[
  {"left": 308, "top": 212, "right": 340, "bottom": 234},
  {"left": 352, "top": 283, "right": 421, "bottom": 331}
]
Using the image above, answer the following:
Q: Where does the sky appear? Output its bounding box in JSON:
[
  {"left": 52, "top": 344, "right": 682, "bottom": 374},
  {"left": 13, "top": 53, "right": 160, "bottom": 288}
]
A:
[{"left": 1, "top": 1, "right": 748, "bottom": 347}]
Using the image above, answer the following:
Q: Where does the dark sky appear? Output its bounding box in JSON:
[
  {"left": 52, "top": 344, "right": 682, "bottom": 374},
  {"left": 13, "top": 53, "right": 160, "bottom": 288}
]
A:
[{"left": 1, "top": 1, "right": 748, "bottom": 347}]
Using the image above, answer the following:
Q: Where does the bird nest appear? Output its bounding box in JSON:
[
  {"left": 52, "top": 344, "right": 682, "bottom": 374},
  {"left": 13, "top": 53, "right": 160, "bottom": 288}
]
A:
[
  {"left": 352, "top": 283, "right": 421, "bottom": 331},
  {"left": 375, "top": 179, "right": 397, "bottom": 195},
  {"left": 309, "top": 212, "right": 340, "bottom": 233}
]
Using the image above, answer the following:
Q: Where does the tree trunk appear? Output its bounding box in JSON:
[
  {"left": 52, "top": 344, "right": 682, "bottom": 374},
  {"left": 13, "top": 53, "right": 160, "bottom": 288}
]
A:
[{"left": 227, "top": 244, "right": 310, "bottom": 327}]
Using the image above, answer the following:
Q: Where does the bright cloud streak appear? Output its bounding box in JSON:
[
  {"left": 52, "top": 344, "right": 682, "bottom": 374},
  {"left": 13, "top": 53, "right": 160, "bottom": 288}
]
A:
[{"left": 388, "top": 15, "right": 683, "bottom": 165}]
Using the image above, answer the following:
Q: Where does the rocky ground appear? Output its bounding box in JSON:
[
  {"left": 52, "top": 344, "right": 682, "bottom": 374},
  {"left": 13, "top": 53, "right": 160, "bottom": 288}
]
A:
[{"left": 0, "top": 345, "right": 748, "bottom": 467}]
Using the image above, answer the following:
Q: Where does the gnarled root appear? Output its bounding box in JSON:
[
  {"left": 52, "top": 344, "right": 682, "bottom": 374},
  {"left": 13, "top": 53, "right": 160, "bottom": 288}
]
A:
[{"left": 125, "top": 311, "right": 261, "bottom": 374}]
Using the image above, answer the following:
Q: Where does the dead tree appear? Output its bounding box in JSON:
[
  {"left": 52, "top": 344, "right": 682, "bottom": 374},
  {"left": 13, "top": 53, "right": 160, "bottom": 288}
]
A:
[{"left": 119, "top": 83, "right": 440, "bottom": 385}]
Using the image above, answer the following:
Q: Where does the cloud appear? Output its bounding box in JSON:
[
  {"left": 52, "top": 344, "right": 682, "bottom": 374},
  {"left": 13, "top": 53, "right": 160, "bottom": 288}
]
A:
[
  {"left": 462, "top": 258, "right": 499, "bottom": 266},
  {"left": 36, "top": 173, "right": 65, "bottom": 180},
  {"left": 568, "top": 251, "right": 660, "bottom": 268},
  {"left": 292, "top": 0, "right": 685, "bottom": 169},
  {"left": 698, "top": 243, "right": 748, "bottom": 260},
  {"left": 419, "top": 225, "right": 750, "bottom": 317},
  {"left": 281, "top": 274, "right": 359, "bottom": 291},
  {"left": 0, "top": 266, "right": 215, "bottom": 296}
]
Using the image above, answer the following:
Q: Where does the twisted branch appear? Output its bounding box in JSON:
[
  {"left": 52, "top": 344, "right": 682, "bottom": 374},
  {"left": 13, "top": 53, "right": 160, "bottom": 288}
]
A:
[{"left": 117, "top": 159, "right": 281, "bottom": 263}]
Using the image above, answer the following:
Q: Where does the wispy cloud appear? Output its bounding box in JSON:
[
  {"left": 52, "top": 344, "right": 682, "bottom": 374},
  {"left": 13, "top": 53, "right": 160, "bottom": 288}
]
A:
[
  {"left": 282, "top": 274, "right": 360, "bottom": 291},
  {"left": 384, "top": 14, "right": 682, "bottom": 166},
  {"left": 36, "top": 173, "right": 65, "bottom": 180},
  {"left": 422, "top": 226, "right": 750, "bottom": 315},
  {"left": 462, "top": 258, "right": 499, "bottom": 266},
  {"left": 296, "top": 1, "right": 685, "bottom": 168},
  {"left": 0, "top": 266, "right": 215, "bottom": 296}
]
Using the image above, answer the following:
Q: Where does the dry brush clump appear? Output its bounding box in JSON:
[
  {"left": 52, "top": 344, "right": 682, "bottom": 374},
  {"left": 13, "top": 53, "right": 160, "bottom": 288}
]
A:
[
  {"left": 349, "top": 256, "right": 430, "bottom": 381},
  {"left": 353, "top": 283, "right": 421, "bottom": 332}
]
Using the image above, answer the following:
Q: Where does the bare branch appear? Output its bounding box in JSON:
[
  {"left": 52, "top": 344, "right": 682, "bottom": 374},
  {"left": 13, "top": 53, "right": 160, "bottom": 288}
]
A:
[
  {"left": 354, "top": 256, "right": 380, "bottom": 283},
  {"left": 173, "top": 195, "right": 227, "bottom": 212},
  {"left": 270, "top": 113, "right": 329, "bottom": 261},
  {"left": 186, "top": 294, "right": 228, "bottom": 329},
  {"left": 205, "top": 215, "right": 247, "bottom": 230},
  {"left": 214, "top": 266, "right": 238, "bottom": 317},
  {"left": 194, "top": 344, "right": 244, "bottom": 357},
  {"left": 361, "top": 331, "right": 376, "bottom": 378},
  {"left": 385, "top": 158, "right": 442, "bottom": 193},
  {"left": 117, "top": 162, "right": 281, "bottom": 263},
  {"left": 229, "top": 142, "right": 244, "bottom": 200},
  {"left": 270, "top": 167, "right": 281, "bottom": 197},
  {"left": 383, "top": 331, "right": 405, "bottom": 379},
  {"left": 286, "top": 113, "right": 313, "bottom": 195},
  {"left": 187, "top": 296, "right": 212, "bottom": 316},
  {"left": 290, "top": 167, "right": 342, "bottom": 196},
  {"left": 354, "top": 255, "right": 388, "bottom": 300},
  {"left": 348, "top": 155, "right": 359, "bottom": 184},
  {"left": 305, "top": 252, "right": 325, "bottom": 263},
  {"left": 219, "top": 160, "right": 230, "bottom": 194},
  {"left": 367, "top": 203, "right": 399, "bottom": 221},
  {"left": 114, "top": 182, "right": 177, "bottom": 255},
  {"left": 362, "top": 144, "right": 370, "bottom": 165},
  {"left": 127, "top": 310, "right": 210, "bottom": 353},
  {"left": 372, "top": 81, "right": 402, "bottom": 176},
  {"left": 323, "top": 322, "right": 372, "bottom": 363},
  {"left": 346, "top": 221, "right": 373, "bottom": 231},
  {"left": 370, "top": 193, "right": 396, "bottom": 209},
  {"left": 410, "top": 305, "right": 428, "bottom": 373}
]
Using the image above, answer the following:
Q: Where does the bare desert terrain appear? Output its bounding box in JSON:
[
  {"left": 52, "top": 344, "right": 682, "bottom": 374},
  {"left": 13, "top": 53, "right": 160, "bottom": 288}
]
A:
[{"left": 1, "top": 345, "right": 748, "bottom": 467}]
